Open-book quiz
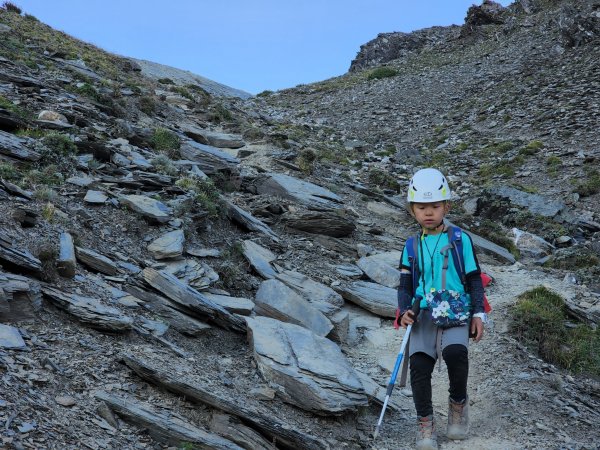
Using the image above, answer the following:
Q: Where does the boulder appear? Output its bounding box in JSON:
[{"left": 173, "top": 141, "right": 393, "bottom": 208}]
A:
[
  {"left": 255, "top": 279, "right": 333, "bottom": 336},
  {"left": 83, "top": 190, "right": 108, "bottom": 204},
  {"left": 179, "top": 140, "right": 239, "bottom": 174},
  {"left": 120, "top": 195, "right": 172, "bottom": 223},
  {"left": 147, "top": 229, "right": 185, "bottom": 260},
  {"left": 283, "top": 210, "right": 356, "bottom": 237},
  {"left": 335, "top": 281, "right": 397, "bottom": 318},
  {"left": 512, "top": 228, "right": 555, "bottom": 259},
  {"left": 75, "top": 247, "right": 119, "bottom": 276},
  {"left": 356, "top": 254, "right": 401, "bottom": 288},
  {"left": 57, "top": 232, "right": 76, "bottom": 278},
  {"left": 202, "top": 293, "right": 254, "bottom": 315},
  {"left": 274, "top": 270, "right": 344, "bottom": 316},
  {"left": 255, "top": 173, "right": 343, "bottom": 211},
  {"left": 241, "top": 240, "right": 278, "bottom": 279},
  {"left": 246, "top": 316, "right": 368, "bottom": 414},
  {"left": 0, "top": 130, "right": 41, "bottom": 162},
  {"left": 0, "top": 324, "right": 26, "bottom": 350}
]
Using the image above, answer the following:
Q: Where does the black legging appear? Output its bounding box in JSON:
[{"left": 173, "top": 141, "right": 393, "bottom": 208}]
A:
[{"left": 409, "top": 344, "right": 469, "bottom": 418}]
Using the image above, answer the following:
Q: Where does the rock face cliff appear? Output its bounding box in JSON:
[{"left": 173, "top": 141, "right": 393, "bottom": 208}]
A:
[{"left": 0, "top": 1, "right": 599, "bottom": 450}]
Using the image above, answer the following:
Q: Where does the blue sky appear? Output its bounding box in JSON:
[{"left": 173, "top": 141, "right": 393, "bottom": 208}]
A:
[{"left": 15, "top": 1, "right": 512, "bottom": 94}]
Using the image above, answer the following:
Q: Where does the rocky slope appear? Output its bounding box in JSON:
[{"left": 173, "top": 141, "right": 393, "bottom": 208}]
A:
[{"left": 0, "top": 1, "right": 599, "bottom": 450}]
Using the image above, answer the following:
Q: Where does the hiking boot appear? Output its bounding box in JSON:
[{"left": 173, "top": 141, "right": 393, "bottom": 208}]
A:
[
  {"left": 416, "top": 415, "right": 438, "bottom": 450},
  {"left": 447, "top": 396, "right": 469, "bottom": 440}
]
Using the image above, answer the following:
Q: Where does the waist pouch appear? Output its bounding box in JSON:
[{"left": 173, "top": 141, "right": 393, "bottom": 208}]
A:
[{"left": 426, "top": 289, "right": 471, "bottom": 328}]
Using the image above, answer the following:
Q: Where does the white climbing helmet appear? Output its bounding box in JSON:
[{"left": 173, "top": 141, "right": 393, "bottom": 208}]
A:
[{"left": 406, "top": 168, "right": 451, "bottom": 203}]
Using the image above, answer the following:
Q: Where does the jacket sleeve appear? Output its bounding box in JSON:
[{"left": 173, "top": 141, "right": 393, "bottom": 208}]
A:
[
  {"left": 465, "top": 272, "right": 485, "bottom": 314},
  {"left": 397, "top": 272, "right": 413, "bottom": 314}
]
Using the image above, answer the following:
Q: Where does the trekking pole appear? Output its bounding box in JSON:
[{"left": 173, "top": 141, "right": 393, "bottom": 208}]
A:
[{"left": 373, "top": 301, "right": 420, "bottom": 439}]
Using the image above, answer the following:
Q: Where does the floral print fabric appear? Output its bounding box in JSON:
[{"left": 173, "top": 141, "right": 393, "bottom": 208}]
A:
[{"left": 426, "top": 289, "right": 471, "bottom": 328}]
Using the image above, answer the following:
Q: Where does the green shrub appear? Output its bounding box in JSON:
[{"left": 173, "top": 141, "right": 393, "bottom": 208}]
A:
[
  {"left": 296, "top": 148, "right": 317, "bottom": 174},
  {"left": 367, "top": 67, "right": 398, "bottom": 80},
  {"left": 0, "top": 162, "right": 21, "bottom": 181},
  {"left": 23, "top": 13, "right": 38, "bottom": 21},
  {"left": 2, "top": 1, "right": 22, "bottom": 14},
  {"left": 175, "top": 177, "right": 223, "bottom": 218},
  {"left": 139, "top": 96, "right": 156, "bottom": 115},
  {"left": 151, "top": 154, "right": 178, "bottom": 176},
  {"left": 24, "top": 165, "right": 64, "bottom": 187},
  {"left": 512, "top": 287, "right": 600, "bottom": 376},
  {"left": 368, "top": 168, "right": 400, "bottom": 192},
  {"left": 76, "top": 83, "right": 101, "bottom": 102},
  {"left": 483, "top": 141, "right": 514, "bottom": 155},
  {"left": 150, "top": 128, "right": 180, "bottom": 159},
  {"left": 573, "top": 168, "right": 600, "bottom": 197},
  {"left": 172, "top": 86, "right": 193, "bottom": 101},
  {"left": 544, "top": 250, "right": 600, "bottom": 270},
  {"left": 34, "top": 187, "right": 58, "bottom": 202},
  {"left": 546, "top": 155, "right": 562, "bottom": 168},
  {"left": 520, "top": 140, "right": 544, "bottom": 155},
  {"left": 39, "top": 133, "right": 77, "bottom": 173},
  {"left": 257, "top": 90, "right": 274, "bottom": 97},
  {"left": 157, "top": 78, "right": 174, "bottom": 85}
]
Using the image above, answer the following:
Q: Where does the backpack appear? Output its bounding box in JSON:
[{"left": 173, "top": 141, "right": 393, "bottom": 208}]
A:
[{"left": 404, "top": 225, "right": 492, "bottom": 313}]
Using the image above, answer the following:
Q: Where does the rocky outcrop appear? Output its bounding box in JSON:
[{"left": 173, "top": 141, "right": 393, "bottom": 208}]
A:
[{"left": 349, "top": 27, "right": 459, "bottom": 72}]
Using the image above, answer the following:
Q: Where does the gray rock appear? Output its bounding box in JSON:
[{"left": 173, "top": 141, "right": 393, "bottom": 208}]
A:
[
  {"left": 246, "top": 316, "right": 368, "bottom": 414},
  {"left": 75, "top": 247, "right": 118, "bottom": 276},
  {"left": 42, "top": 287, "right": 133, "bottom": 332},
  {"left": 148, "top": 229, "right": 185, "bottom": 260},
  {"left": 335, "top": 281, "right": 397, "bottom": 318},
  {"left": 255, "top": 173, "right": 343, "bottom": 211},
  {"left": 182, "top": 125, "right": 245, "bottom": 149},
  {"left": 0, "top": 130, "right": 41, "bottom": 162},
  {"left": 179, "top": 140, "right": 240, "bottom": 174},
  {"left": 274, "top": 270, "right": 344, "bottom": 316},
  {"left": 57, "top": 232, "right": 76, "bottom": 278},
  {"left": 283, "top": 210, "right": 356, "bottom": 237},
  {"left": 0, "top": 323, "right": 26, "bottom": 349},
  {"left": 485, "top": 186, "right": 566, "bottom": 218},
  {"left": 162, "top": 258, "right": 219, "bottom": 291},
  {"left": 120, "top": 195, "right": 172, "bottom": 223},
  {"left": 241, "top": 240, "right": 278, "bottom": 279},
  {"left": 203, "top": 293, "right": 254, "bottom": 315},
  {"left": 356, "top": 255, "right": 401, "bottom": 288},
  {"left": 84, "top": 190, "right": 108, "bottom": 204},
  {"left": 255, "top": 279, "right": 333, "bottom": 336},
  {"left": 512, "top": 228, "right": 555, "bottom": 259}
]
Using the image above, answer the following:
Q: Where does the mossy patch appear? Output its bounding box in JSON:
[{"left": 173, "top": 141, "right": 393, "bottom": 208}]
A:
[
  {"left": 368, "top": 168, "right": 400, "bottom": 192},
  {"left": 512, "top": 286, "right": 600, "bottom": 376},
  {"left": 150, "top": 128, "right": 180, "bottom": 159},
  {"left": 367, "top": 67, "right": 398, "bottom": 80},
  {"left": 573, "top": 168, "right": 600, "bottom": 197}
]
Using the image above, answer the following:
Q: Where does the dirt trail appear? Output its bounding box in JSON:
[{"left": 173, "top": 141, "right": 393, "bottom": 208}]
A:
[{"left": 355, "top": 261, "right": 600, "bottom": 450}]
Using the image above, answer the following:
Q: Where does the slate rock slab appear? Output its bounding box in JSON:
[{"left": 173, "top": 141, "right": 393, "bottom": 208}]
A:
[
  {"left": 241, "top": 240, "right": 277, "bottom": 279},
  {"left": 255, "top": 279, "right": 333, "bottom": 336},
  {"left": 120, "top": 195, "right": 172, "bottom": 223},
  {"left": 148, "top": 229, "right": 185, "bottom": 260},
  {"left": 356, "top": 255, "right": 401, "bottom": 288},
  {"left": 274, "top": 270, "right": 344, "bottom": 316},
  {"left": 0, "top": 323, "right": 26, "bottom": 349},
  {"left": 255, "top": 173, "right": 343, "bottom": 210},
  {"left": 335, "top": 281, "right": 397, "bottom": 318},
  {"left": 246, "top": 316, "right": 367, "bottom": 414}
]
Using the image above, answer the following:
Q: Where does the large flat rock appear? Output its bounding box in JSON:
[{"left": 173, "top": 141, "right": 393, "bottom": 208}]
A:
[
  {"left": 255, "top": 173, "right": 343, "bottom": 211},
  {"left": 274, "top": 270, "right": 344, "bottom": 316},
  {"left": 356, "top": 254, "right": 401, "bottom": 288},
  {"left": 120, "top": 195, "right": 172, "bottom": 223},
  {"left": 335, "top": 281, "right": 397, "bottom": 318},
  {"left": 255, "top": 279, "right": 333, "bottom": 336},
  {"left": 246, "top": 316, "right": 367, "bottom": 415}
]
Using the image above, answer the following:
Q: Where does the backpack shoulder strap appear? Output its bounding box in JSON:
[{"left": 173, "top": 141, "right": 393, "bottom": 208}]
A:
[
  {"left": 404, "top": 234, "right": 421, "bottom": 296},
  {"left": 447, "top": 225, "right": 466, "bottom": 283}
]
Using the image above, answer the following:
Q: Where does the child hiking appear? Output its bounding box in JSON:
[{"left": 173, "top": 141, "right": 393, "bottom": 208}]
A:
[{"left": 397, "top": 168, "right": 487, "bottom": 450}]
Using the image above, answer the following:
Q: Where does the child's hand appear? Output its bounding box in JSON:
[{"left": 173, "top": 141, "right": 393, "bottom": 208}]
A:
[
  {"left": 470, "top": 317, "right": 484, "bottom": 342},
  {"left": 400, "top": 310, "right": 415, "bottom": 328}
]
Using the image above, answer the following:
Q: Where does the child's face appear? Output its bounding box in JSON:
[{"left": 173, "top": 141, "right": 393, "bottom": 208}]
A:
[{"left": 411, "top": 201, "right": 449, "bottom": 231}]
